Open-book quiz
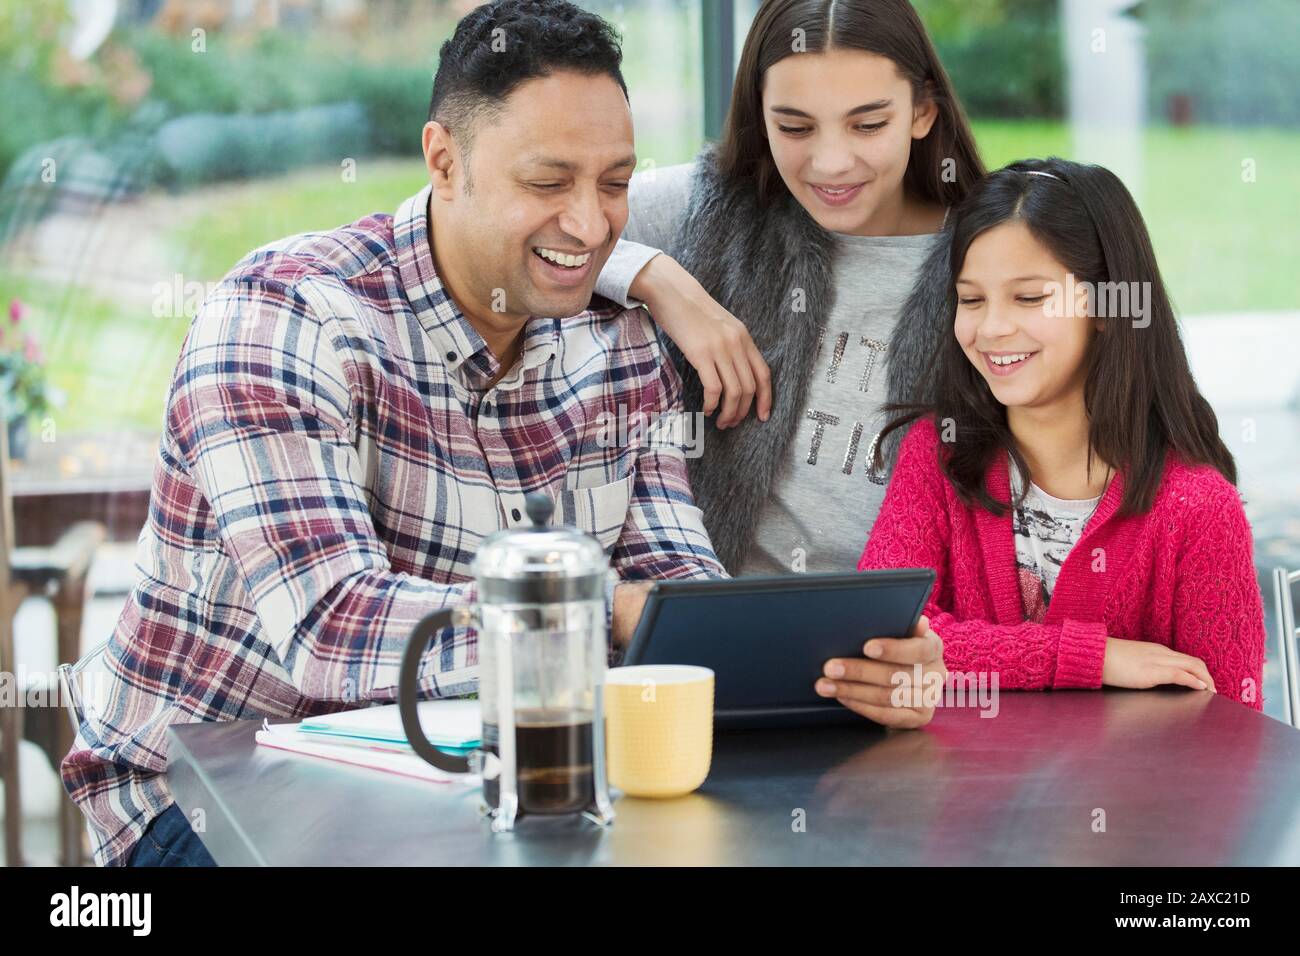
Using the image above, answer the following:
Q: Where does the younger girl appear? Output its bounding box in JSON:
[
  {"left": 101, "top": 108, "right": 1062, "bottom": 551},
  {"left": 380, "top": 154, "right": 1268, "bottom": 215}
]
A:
[{"left": 858, "top": 158, "right": 1266, "bottom": 709}]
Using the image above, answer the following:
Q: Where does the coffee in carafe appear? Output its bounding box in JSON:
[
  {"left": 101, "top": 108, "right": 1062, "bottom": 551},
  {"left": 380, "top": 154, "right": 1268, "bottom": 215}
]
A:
[
  {"left": 398, "top": 492, "right": 615, "bottom": 832},
  {"left": 483, "top": 708, "right": 594, "bottom": 814}
]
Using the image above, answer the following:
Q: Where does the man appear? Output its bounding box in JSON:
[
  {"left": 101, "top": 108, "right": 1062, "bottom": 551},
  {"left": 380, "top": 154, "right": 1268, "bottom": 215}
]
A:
[
  {"left": 63, "top": 0, "right": 947, "bottom": 868},
  {"left": 61, "top": 0, "right": 725, "bottom": 868}
]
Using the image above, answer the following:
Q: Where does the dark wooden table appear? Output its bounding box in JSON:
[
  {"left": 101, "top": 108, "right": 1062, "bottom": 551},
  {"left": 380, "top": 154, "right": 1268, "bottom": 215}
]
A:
[
  {"left": 166, "top": 688, "right": 1300, "bottom": 866},
  {"left": 8, "top": 429, "right": 155, "bottom": 546}
]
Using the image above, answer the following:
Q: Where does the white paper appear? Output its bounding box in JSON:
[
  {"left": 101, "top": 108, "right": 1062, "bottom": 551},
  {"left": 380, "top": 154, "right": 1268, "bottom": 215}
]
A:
[{"left": 298, "top": 698, "right": 481, "bottom": 747}]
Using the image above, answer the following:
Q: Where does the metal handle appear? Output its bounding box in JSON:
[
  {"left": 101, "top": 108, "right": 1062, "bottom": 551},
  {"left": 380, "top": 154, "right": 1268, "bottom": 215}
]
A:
[
  {"left": 398, "top": 607, "right": 473, "bottom": 774},
  {"left": 57, "top": 662, "right": 84, "bottom": 733}
]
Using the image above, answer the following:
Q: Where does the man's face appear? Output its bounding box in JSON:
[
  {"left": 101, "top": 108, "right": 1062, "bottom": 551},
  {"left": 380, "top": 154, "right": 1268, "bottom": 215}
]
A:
[{"left": 435, "top": 70, "right": 635, "bottom": 321}]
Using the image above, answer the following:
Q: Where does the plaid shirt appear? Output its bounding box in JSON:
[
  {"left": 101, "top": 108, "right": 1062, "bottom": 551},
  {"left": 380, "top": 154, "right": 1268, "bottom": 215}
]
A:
[{"left": 61, "top": 185, "right": 725, "bottom": 867}]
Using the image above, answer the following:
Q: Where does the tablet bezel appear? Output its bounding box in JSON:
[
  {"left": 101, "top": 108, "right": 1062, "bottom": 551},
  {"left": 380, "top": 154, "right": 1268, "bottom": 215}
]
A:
[{"left": 620, "top": 569, "right": 936, "bottom": 726}]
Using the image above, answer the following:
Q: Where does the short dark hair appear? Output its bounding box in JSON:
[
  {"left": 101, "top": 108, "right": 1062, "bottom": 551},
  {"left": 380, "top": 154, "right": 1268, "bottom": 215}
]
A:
[{"left": 428, "top": 0, "right": 628, "bottom": 151}]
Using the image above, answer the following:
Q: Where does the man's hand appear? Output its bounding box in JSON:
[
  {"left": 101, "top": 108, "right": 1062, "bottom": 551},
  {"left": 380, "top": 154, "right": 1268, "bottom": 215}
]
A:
[
  {"left": 629, "top": 254, "right": 771, "bottom": 429},
  {"left": 611, "top": 581, "right": 654, "bottom": 648},
  {"left": 814, "top": 614, "right": 947, "bottom": 729}
]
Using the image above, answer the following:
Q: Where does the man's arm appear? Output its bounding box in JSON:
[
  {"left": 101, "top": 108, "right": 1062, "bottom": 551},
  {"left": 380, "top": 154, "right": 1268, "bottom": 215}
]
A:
[
  {"left": 604, "top": 321, "right": 728, "bottom": 649},
  {"left": 168, "top": 273, "right": 476, "bottom": 703},
  {"left": 608, "top": 325, "right": 727, "bottom": 585}
]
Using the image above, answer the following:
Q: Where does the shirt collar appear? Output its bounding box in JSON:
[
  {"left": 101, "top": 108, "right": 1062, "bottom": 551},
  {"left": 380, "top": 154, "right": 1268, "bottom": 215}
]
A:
[{"left": 394, "top": 184, "right": 559, "bottom": 387}]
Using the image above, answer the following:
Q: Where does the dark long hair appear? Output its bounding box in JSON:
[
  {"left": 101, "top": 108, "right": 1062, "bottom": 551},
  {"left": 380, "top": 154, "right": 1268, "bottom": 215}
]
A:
[
  {"left": 717, "top": 0, "right": 985, "bottom": 207},
  {"left": 873, "top": 157, "right": 1236, "bottom": 517}
]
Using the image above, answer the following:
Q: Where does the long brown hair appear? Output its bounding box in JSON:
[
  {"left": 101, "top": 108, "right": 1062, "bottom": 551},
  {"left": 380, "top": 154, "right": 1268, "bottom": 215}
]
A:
[
  {"left": 873, "top": 157, "right": 1237, "bottom": 517},
  {"left": 717, "top": 0, "right": 986, "bottom": 207}
]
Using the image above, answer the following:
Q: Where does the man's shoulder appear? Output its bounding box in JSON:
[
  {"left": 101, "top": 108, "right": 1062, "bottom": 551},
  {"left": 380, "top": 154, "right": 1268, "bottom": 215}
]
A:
[
  {"left": 566, "top": 295, "right": 663, "bottom": 352},
  {"left": 220, "top": 211, "right": 398, "bottom": 298},
  {"left": 554, "top": 297, "right": 673, "bottom": 397},
  {"left": 187, "top": 212, "right": 402, "bottom": 355},
  {"left": 179, "top": 212, "right": 403, "bottom": 379}
]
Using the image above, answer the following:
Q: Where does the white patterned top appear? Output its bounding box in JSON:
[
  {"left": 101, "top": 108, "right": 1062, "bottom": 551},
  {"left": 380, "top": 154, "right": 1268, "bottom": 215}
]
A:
[{"left": 1008, "top": 455, "right": 1102, "bottom": 622}]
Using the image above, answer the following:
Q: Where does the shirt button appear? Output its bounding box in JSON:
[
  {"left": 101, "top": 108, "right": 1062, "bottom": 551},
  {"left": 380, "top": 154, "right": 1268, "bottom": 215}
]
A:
[
  {"left": 482, "top": 402, "right": 492, "bottom": 416},
  {"left": 445, "top": 350, "right": 456, "bottom": 361},
  {"left": 511, "top": 507, "right": 522, "bottom": 522}
]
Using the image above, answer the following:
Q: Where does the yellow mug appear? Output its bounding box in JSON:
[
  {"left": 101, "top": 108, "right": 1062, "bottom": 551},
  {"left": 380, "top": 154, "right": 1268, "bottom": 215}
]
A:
[{"left": 604, "top": 664, "right": 714, "bottom": 798}]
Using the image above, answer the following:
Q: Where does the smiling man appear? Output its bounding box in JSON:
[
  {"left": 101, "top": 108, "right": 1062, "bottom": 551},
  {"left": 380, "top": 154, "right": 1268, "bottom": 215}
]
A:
[{"left": 61, "top": 0, "right": 724, "bottom": 868}]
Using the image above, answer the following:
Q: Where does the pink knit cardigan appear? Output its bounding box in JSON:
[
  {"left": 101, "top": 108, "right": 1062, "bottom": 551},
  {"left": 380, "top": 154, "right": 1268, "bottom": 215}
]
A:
[{"left": 858, "top": 417, "right": 1266, "bottom": 710}]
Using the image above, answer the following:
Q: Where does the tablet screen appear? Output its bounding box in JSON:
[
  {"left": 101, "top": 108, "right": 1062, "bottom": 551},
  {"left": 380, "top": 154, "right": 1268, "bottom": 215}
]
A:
[{"left": 621, "top": 569, "right": 934, "bottom": 726}]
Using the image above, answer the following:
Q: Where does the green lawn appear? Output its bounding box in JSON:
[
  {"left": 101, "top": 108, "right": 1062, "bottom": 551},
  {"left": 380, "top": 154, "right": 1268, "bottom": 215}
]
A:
[
  {"left": 7, "top": 120, "right": 1298, "bottom": 434},
  {"left": 169, "top": 159, "right": 431, "bottom": 282}
]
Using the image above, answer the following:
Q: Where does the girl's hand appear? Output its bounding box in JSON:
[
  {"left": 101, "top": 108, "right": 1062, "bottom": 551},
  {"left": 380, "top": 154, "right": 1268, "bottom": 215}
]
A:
[
  {"left": 629, "top": 254, "right": 772, "bottom": 429},
  {"left": 1101, "top": 637, "right": 1217, "bottom": 693},
  {"left": 815, "top": 614, "right": 947, "bottom": 729}
]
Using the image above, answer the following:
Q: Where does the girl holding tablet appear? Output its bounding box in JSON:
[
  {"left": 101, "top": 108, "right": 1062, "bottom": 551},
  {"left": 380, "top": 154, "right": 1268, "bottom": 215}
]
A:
[{"left": 857, "top": 159, "right": 1266, "bottom": 708}]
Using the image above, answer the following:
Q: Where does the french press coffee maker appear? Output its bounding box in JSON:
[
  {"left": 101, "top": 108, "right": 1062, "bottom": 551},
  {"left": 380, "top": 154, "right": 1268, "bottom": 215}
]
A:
[{"left": 398, "top": 492, "right": 615, "bottom": 832}]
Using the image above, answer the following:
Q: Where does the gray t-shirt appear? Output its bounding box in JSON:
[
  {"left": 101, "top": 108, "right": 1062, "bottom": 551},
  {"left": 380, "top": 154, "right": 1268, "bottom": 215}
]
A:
[{"left": 596, "top": 162, "right": 943, "bottom": 575}]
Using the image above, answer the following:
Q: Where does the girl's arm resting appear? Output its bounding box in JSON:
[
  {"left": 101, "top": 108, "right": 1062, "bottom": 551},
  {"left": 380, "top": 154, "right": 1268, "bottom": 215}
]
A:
[
  {"left": 594, "top": 161, "right": 771, "bottom": 427},
  {"left": 594, "top": 162, "right": 694, "bottom": 307},
  {"left": 923, "top": 613, "right": 1108, "bottom": 690},
  {"left": 594, "top": 239, "right": 663, "bottom": 308},
  {"left": 1171, "top": 493, "right": 1267, "bottom": 710}
]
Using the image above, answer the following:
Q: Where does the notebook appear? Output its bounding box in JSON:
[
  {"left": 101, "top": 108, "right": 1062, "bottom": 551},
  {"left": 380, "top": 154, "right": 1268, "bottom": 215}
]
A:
[
  {"left": 253, "top": 698, "right": 483, "bottom": 785},
  {"left": 297, "top": 697, "right": 481, "bottom": 750}
]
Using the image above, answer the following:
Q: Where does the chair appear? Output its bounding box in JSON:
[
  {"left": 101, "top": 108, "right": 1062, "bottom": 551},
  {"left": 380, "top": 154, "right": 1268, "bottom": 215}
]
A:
[
  {"left": 57, "top": 635, "right": 113, "bottom": 866},
  {"left": 0, "top": 414, "right": 105, "bottom": 867},
  {"left": 1273, "top": 567, "right": 1300, "bottom": 730},
  {"left": 0, "top": 438, "right": 21, "bottom": 866}
]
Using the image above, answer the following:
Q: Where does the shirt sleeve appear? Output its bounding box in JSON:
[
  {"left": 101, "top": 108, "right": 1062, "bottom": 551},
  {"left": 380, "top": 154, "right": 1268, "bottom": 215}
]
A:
[
  {"left": 166, "top": 273, "right": 478, "bottom": 705},
  {"left": 858, "top": 420, "right": 1108, "bottom": 690},
  {"left": 609, "top": 321, "right": 727, "bottom": 583},
  {"left": 594, "top": 162, "right": 696, "bottom": 308},
  {"left": 1171, "top": 487, "right": 1267, "bottom": 710}
]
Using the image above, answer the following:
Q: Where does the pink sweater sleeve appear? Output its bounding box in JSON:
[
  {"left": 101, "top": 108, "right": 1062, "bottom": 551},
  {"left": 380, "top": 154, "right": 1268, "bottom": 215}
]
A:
[
  {"left": 858, "top": 419, "right": 1107, "bottom": 690},
  {"left": 1170, "top": 485, "right": 1267, "bottom": 711}
]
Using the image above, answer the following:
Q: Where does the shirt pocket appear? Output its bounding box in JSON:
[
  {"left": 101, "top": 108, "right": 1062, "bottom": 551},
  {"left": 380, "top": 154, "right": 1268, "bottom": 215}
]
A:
[{"left": 556, "top": 469, "right": 636, "bottom": 554}]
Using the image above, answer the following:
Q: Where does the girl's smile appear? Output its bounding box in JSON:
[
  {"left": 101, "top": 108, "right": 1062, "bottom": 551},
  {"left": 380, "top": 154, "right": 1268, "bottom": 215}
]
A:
[
  {"left": 980, "top": 349, "right": 1041, "bottom": 376},
  {"left": 807, "top": 180, "right": 867, "bottom": 206}
]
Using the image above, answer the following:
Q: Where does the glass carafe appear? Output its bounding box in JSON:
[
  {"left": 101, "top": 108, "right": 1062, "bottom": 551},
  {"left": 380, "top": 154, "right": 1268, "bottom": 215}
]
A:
[{"left": 398, "top": 493, "right": 615, "bottom": 832}]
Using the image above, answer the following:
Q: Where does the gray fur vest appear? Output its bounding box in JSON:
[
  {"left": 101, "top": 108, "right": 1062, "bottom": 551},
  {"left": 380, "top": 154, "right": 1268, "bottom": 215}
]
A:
[{"left": 662, "top": 146, "right": 952, "bottom": 574}]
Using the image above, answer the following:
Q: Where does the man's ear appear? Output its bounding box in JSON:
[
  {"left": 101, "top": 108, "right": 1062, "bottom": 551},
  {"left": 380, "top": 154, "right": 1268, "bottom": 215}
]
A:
[{"left": 423, "top": 121, "right": 459, "bottom": 201}]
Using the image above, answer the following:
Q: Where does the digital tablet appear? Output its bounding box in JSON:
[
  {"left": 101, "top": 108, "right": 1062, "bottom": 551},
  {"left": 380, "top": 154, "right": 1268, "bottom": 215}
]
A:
[{"left": 621, "top": 569, "right": 935, "bottom": 728}]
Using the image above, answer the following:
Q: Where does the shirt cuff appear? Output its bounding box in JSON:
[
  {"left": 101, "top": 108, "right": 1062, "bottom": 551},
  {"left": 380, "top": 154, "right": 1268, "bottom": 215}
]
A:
[
  {"left": 594, "top": 242, "right": 663, "bottom": 309},
  {"left": 1052, "top": 619, "right": 1109, "bottom": 689}
]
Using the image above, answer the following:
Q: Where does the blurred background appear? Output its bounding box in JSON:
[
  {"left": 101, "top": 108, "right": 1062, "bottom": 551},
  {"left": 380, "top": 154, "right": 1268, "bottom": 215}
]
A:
[{"left": 0, "top": 0, "right": 1297, "bottom": 865}]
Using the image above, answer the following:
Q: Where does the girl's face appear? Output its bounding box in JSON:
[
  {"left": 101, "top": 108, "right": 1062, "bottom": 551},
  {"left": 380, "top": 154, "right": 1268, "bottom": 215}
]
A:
[
  {"left": 954, "top": 220, "right": 1098, "bottom": 410},
  {"left": 761, "top": 47, "right": 937, "bottom": 234}
]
